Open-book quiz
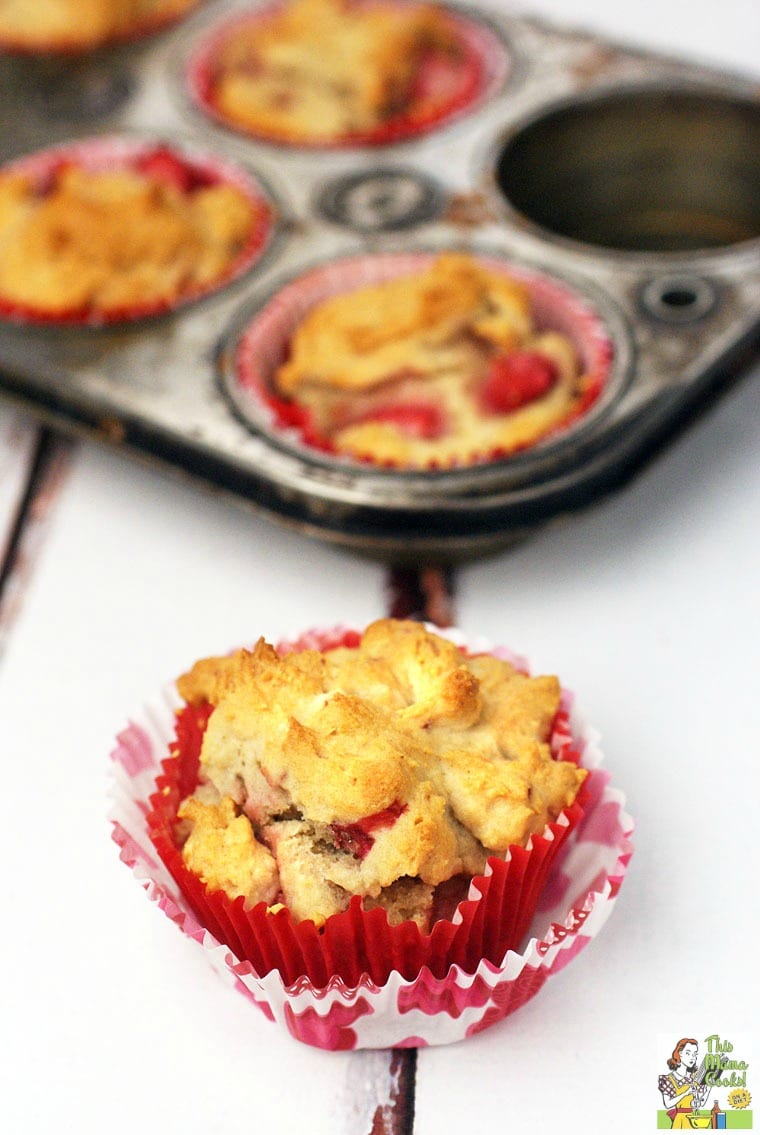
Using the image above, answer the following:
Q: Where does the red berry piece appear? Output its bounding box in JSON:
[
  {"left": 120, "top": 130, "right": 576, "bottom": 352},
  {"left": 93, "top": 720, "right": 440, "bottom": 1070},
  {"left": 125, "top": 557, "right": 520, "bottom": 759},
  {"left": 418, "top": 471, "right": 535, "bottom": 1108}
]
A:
[
  {"left": 331, "top": 802, "right": 407, "bottom": 861},
  {"left": 481, "top": 351, "right": 559, "bottom": 414},
  {"left": 330, "top": 822, "right": 375, "bottom": 860},
  {"left": 362, "top": 403, "right": 445, "bottom": 439},
  {"left": 138, "top": 148, "right": 195, "bottom": 193},
  {"left": 35, "top": 158, "right": 74, "bottom": 198}
]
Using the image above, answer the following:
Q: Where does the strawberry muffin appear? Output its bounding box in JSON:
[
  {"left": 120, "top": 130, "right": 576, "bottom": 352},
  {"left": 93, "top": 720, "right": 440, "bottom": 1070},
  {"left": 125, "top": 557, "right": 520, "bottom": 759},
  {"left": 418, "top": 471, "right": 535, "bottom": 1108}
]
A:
[
  {"left": 241, "top": 252, "right": 608, "bottom": 468},
  {"left": 166, "top": 620, "right": 586, "bottom": 932},
  {"left": 190, "top": 0, "right": 503, "bottom": 146},
  {"left": 0, "top": 140, "right": 273, "bottom": 322},
  {"left": 0, "top": 0, "right": 200, "bottom": 53}
]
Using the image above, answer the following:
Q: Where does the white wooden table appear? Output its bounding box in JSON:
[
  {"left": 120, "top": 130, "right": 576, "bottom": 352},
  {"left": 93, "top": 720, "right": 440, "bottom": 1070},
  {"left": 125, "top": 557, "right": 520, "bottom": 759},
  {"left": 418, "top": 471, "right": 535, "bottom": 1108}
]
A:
[{"left": 1, "top": 2, "right": 759, "bottom": 1131}]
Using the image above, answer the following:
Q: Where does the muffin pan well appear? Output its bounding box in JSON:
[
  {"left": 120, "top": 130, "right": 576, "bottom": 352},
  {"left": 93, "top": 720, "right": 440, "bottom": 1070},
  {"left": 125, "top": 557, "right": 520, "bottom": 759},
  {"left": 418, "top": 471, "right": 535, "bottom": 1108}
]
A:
[
  {"left": 495, "top": 86, "right": 760, "bottom": 253},
  {"left": 0, "top": 0, "right": 757, "bottom": 559}
]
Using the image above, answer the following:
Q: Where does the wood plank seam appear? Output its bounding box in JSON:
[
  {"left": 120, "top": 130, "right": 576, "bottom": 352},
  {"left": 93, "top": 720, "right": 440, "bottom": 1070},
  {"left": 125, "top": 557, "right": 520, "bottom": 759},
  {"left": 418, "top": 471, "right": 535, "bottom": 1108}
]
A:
[
  {"left": 0, "top": 429, "right": 73, "bottom": 658},
  {"left": 365, "top": 565, "right": 457, "bottom": 1133}
]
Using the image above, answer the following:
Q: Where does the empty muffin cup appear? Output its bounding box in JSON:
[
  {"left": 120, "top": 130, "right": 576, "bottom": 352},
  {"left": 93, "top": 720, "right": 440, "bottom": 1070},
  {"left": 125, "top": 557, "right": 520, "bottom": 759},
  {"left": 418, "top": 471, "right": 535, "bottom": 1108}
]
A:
[
  {"left": 0, "top": 135, "right": 277, "bottom": 326},
  {"left": 186, "top": 0, "right": 509, "bottom": 148},
  {"left": 226, "top": 251, "right": 614, "bottom": 471},
  {"left": 495, "top": 85, "right": 760, "bottom": 253}
]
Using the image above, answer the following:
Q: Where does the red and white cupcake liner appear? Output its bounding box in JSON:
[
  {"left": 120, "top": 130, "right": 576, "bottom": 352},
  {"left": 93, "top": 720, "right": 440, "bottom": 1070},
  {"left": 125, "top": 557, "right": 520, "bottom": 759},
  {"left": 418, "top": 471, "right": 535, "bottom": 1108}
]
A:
[
  {"left": 110, "top": 625, "right": 633, "bottom": 1050},
  {"left": 0, "top": 0, "right": 201, "bottom": 55},
  {"left": 0, "top": 134, "right": 276, "bottom": 327},
  {"left": 230, "top": 251, "right": 615, "bottom": 466},
  {"left": 186, "top": 0, "right": 509, "bottom": 149}
]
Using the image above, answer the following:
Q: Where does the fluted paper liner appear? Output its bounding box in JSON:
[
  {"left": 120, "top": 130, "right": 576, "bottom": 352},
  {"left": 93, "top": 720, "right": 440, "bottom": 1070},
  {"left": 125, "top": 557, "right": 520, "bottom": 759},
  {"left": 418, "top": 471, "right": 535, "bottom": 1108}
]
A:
[{"left": 110, "top": 626, "right": 633, "bottom": 1049}]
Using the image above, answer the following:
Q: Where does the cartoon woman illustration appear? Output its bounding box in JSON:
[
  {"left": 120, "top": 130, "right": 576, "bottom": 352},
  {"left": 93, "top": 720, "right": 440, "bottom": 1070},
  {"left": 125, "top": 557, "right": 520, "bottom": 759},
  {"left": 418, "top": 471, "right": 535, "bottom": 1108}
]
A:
[{"left": 658, "top": 1038, "right": 711, "bottom": 1127}]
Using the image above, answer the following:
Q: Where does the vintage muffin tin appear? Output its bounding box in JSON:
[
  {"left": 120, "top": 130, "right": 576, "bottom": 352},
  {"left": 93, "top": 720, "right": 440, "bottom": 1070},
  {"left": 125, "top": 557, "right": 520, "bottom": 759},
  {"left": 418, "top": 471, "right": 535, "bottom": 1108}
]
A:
[{"left": 0, "top": 0, "right": 757, "bottom": 560}]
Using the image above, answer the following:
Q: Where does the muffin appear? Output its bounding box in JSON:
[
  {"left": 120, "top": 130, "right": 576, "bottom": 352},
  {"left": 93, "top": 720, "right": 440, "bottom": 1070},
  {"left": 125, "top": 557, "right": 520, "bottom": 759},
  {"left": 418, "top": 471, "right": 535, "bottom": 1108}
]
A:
[
  {"left": 233, "top": 252, "right": 612, "bottom": 468},
  {"left": 172, "top": 619, "right": 586, "bottom": 929},
  {"left": 112, "top": 622, "right": 632, "bottom": 1048},
  {"left": 0, "top": 0, "right": 200, "bottom": 53},
  {"left": 146, "top": 621, "right": 589, "bottom": 981},
  {"left": 0, "top": 138, "right": 274, "bottom": 324},
  {"left": 188, "top": 0, "right": 506, "bottom": 147}
]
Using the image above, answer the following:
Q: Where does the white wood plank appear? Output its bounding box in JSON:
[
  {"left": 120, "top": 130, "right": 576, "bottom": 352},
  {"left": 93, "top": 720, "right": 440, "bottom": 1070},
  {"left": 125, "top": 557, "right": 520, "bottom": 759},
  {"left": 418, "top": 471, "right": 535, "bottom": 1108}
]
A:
[
  {"left": 0, "top": 440, "right": 389, "bottom": 1134},
  {"left": 415, "top": 370, "right": 760, "bottom": 1133}
]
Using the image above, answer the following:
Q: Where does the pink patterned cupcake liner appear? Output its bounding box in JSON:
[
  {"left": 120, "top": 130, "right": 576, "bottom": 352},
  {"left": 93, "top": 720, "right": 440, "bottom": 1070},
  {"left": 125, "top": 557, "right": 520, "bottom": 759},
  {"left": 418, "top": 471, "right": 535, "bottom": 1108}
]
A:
[
  {"left": 0, "top": 134, "right": 276, "bottom": 327},
  {"left": 109, "top": 625, "right": 633, "bottom": 1050},
  {"left": 186, "top": 0, "right": 509, "bottom": 149},
  {"left": 229, "top": 251, "right": 615, "bottom": 467}
]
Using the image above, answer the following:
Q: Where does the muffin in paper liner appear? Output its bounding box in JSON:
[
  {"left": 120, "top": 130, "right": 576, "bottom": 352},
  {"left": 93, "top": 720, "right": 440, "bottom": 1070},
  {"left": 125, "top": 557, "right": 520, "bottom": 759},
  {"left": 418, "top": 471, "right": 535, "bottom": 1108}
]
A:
[
  {"left": 228, "top": 251, "right": 614, "bottom": 470},
  {"left": 0, "top": 0, "right": 202, "bottom": 55},
  {"left": 186, "top": 0, "right": 509, "bottom": 149},
  {"left": 0, "top": 134, "right": 276, "bottom": 327},
  {"left": 110, "top": 625, "right": 633, "bottom": 1049}
]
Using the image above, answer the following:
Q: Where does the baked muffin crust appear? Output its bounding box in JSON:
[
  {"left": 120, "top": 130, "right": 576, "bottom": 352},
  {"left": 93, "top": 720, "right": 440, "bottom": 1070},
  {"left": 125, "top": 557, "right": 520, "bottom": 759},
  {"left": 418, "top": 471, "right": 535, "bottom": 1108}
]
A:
[
  {"left": 201, "top": 0, "right": 461, "bottom": 144},
  {"left": 0, "top": 158, "right": 258, "bottom": 317},
  {"left": 178, "top": 794, "right": 280, "bottom": 906},
  {"left": 271, "top": 253, "right": 592, "bottom": 467},
  {"left": 176, "top": 621, "right": 586, "bottom": 928},
  {"left": 0, "top": 0, "right": 199, "bottom": 51}
]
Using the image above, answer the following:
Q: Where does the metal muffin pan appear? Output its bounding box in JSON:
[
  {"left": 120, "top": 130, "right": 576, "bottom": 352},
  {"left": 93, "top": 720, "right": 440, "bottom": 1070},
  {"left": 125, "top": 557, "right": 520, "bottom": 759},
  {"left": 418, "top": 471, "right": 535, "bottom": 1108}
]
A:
[{"left": 0, "top": 0, "right": 757, "bottom": 560}]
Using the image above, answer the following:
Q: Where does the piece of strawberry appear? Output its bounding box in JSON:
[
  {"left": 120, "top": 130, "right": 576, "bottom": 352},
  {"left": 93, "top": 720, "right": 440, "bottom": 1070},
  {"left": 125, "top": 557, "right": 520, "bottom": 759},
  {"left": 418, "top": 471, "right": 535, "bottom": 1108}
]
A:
[
  {"left": 331, "top": 802, "right": 408, "bottom": 861},
  {"left": 480, "top": 351, "right": 559, "bottom": 414},
  {"left": 360, "top": 403, "right": 445, "bottom": 439},
  {"left": 35, "top": 158, "right": 75, "bottom": 197},
  {"left": 138, "top": 148, "right": 196, "bottom": 193}
]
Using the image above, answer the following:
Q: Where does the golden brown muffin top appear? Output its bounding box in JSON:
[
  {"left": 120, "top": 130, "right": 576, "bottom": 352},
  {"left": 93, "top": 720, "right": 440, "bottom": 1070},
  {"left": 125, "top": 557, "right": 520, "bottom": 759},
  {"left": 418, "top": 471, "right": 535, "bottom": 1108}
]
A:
[
  {"left": 177, "top": 621, "right": 586, "bottom": 926},
  {"left": 271, "top": 253, "right": 589, "bottom": 468},
  {"left": 0, "top": 0, "right": 198, "bottom": 51},
  {"left": 207, "top": 0, "right": 459, "bottom": 143},
  {"left": 276, "top": 253, "right": 532, "bottom": 396},
  {"left": 0, "top": 162, "right": 256, "bottom": 316}
]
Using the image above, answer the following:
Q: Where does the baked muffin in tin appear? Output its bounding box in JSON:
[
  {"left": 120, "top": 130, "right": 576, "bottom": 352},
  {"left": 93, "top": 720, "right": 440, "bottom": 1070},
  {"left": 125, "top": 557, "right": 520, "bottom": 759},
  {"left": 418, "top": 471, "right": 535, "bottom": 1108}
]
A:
[
  {"left": 0, "top": 136, "right": 275, "bottom": 325},
  {"left": 232, "top": 251, "right": 613, "bottom": 469},
  {"left": 0, "top": 0, "right": 201, "bottom": 54},
  {"left": 188, "top": 0, "right": 508, "bottom": 147}
]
